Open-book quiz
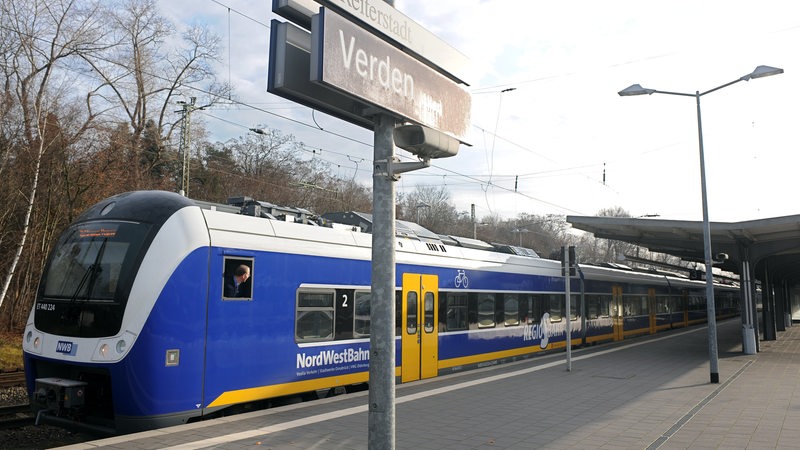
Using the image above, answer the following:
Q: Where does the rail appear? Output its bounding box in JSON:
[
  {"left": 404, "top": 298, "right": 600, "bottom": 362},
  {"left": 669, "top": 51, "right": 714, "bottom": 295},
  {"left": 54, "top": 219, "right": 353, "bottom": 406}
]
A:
[{"left": 0, "top": 370, "right": 26, "bottom": 388}]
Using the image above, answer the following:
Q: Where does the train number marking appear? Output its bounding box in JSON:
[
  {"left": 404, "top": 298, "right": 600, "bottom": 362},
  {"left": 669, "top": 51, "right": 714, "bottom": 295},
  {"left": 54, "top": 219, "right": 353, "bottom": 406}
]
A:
[{"left": 341, "top": 294, "right": 348, "bottom": 308}]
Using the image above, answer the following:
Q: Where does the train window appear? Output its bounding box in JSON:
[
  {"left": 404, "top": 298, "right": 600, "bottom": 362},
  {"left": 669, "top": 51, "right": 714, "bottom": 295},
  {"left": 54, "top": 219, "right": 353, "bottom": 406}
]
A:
[
  {"left": 547, "top": 294, "right": 562, "bottom": 322},
  {"left": 354, "top": 291, "right": 371, "bottom": 337},
  {"left": 42, "top": 221, "right": 149, "bottom": 302},
  {"left": 478, "top": 295, "right": 495, "bottom": 328},
  {"left": 569, "top": 294, "right": 578, "bottom": 320},
  {"left": 622, "top": 296, "right": 636, "bottom": 315},
  {"left": 586, "top": 294, "right": 600, "bottom": 319},
  {"left": 669, "top": 296, "right": 682, "bottom": 313},
  {"left": 623, "top": 295, "right": 649, "bottom": 316},
  {"left": 600, "top": 295, "right": 611, "bottom": 317},
  {"left": 528, "top": 295, "right": 546, "bottom": 322},
  {"left": 222, "top": 258, "right": 253, "bottom": 300},
  {"left": 424, "top": 291, "right": 435, "bottom": 333},
  {"left": 396, "top": 291, "right": 403, "bottom": 337},
  {"left": 444, "top": 293, "right": 468, "bottom": 331},
  {"left": 518, "top": 295, "right": 530, "bottom": 324},
  {"left": 688, "top": 294, "right": 704, "bottom": 311},
  {"left": 296, "top": 290, "right": 334, "bottom": 342},
  {"left": 504, "top": 294, "right": 519, "bottom": 326},
  {"left": 655, "top": 296, "right": 670, "bottom": 313},
  {"left": 406, "top": 291, "right": 418, "bottom": 335}
]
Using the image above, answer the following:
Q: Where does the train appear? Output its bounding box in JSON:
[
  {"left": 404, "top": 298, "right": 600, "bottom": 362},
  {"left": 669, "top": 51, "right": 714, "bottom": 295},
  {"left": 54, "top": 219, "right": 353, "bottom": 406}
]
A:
[{"left": 22, "top": 190, "right": 740, "bottom": 435}]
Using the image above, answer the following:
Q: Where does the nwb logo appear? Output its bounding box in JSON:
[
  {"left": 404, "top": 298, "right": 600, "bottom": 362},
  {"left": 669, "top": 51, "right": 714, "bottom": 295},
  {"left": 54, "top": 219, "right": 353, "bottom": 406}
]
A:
[{"left": 56, "top": 341, "right": 76, "bottom": 355}]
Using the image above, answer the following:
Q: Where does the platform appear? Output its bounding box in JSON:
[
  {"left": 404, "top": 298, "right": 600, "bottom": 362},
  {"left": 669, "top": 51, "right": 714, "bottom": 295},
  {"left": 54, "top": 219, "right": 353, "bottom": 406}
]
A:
[{"left": 56, "top": 318, "right": 800, "bottom": 449}]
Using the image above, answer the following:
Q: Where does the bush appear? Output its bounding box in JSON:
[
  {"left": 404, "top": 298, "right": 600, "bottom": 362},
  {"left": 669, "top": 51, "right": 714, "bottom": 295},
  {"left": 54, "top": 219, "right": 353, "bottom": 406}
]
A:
[{"left": 0, "top": 332, "right": 23, "bottom": 371}]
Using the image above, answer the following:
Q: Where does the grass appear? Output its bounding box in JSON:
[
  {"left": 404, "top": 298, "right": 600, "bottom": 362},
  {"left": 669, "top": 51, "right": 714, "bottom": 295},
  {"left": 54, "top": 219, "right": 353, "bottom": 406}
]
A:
[{"left": 0, "top": 332, "right": 24, "bottom": 372}]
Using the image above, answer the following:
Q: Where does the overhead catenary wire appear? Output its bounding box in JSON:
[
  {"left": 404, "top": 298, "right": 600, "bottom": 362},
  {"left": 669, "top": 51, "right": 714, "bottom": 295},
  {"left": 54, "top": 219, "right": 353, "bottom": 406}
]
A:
[{"left": 0, "top": 0, "right": 601, "bottom": 216}]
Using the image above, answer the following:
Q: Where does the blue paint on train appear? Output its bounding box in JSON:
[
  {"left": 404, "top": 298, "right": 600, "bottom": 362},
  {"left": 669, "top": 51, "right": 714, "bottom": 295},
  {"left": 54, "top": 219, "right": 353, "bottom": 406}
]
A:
[{"left": 115, "top": 248, "right": 209, "bottom": 416}]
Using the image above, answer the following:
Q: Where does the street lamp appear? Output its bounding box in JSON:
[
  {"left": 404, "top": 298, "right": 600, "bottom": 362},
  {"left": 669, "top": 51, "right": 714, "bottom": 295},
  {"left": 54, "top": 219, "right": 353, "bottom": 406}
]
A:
[
  {"left": 619, "top": 65, "right": 783, "bottom": 384},
  {"left": 512, "top": 228, "right": 529, "bottom": 246}
]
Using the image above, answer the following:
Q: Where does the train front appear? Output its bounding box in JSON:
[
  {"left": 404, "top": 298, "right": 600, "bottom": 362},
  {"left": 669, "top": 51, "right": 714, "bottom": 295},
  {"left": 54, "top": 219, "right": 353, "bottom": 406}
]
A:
[{"left": 21, "top": 191, "right": 205, "bottom": 435}]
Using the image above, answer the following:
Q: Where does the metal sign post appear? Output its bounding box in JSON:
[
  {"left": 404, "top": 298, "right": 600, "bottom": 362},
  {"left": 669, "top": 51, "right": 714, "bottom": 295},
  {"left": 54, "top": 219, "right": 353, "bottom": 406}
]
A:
[
  {"left": 269, "top": 2, "right": 469, "bottom": 448},
  {"left": 368, "top": 113, "right": 397, "bottom": 449}
]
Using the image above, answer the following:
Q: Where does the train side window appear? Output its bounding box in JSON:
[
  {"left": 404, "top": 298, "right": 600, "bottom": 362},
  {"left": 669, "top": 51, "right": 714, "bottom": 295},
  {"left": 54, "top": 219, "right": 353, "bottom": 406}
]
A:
[
  {"left": 519, "top": 295, "right": 530, "bottom": 324},
  {"left": 569, "top": 294, "right": 578, "bottom": 320},
  {"left": 443, "top": 293, "right": 467, "bottom": 331},
  {"left": 353, "top": 291, "right": 371, "bottom": 337},
  {"left": 438, "top": 292, "right": 448, "bottom": 331},
  {"left": 477, "top": 295, "right": 495, "bottom": 328},
  {"left": 406, "top": 291, "right": 418, "bottom": 335},
  {"left": 296, "top": 290, "right": 334, "bottom": 342},
  {"left": 655, "top": 295, "right": 669, "bottom": 313},
  {"left": 669, "top": 296, "right": 682, "bottom": 313},
  {"left": 504, "top": 294, "right": 519, "bottom": 326},
  {"left": 586, "top": 294, "right": 600, "bottom": 319},
  {"left": 623, "top": 295, "right": 648, "bottom": 316},
  {"left": 423, "top": 291, "right": 435, "bottom": 333},
  {"left": 396, "top": 291, "right": 403, "bottom": 337},
  {"left": 622, "top": 296, "right": 635, "bottom": 315},
  {"left": 529, "top": 295, "right": 543, "bottom": 323},
  {"left": 222, "top": 257, "right": 253, "bottom": 300},
  {"left": 547, "top": 294, "right": 563, "bottom": 322},
  {"left": 600, "top": 295, "right": 611, "bottom": 317}
]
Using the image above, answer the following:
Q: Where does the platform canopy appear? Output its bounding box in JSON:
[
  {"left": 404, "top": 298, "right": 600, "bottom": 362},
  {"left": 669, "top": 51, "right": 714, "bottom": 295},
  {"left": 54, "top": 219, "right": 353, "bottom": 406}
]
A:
[{"left": 566, "top": 214, "right": 800, "bottom": 285}]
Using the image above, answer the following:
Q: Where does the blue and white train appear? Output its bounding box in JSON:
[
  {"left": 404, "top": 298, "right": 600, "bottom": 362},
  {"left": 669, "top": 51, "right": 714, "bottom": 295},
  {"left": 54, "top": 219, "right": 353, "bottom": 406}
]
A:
[{"left": 22, "top": 190, "right": 739, "bottom": 434}]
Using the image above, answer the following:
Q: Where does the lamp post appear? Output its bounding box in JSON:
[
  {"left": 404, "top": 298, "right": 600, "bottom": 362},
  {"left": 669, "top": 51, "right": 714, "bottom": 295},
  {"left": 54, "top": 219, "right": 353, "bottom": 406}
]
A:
[
  {"left": 619, "top": 65, "right": 783, "bottom": 384},
  {"left": 512, "top": 228, "right": 529, "bottom": 246}
]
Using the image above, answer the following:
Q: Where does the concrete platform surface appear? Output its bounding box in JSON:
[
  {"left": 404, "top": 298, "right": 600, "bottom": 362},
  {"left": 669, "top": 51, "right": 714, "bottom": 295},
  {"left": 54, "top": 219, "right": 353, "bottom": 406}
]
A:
[{"left": 56, "top": 318, "right": 800, "bottom": 449}]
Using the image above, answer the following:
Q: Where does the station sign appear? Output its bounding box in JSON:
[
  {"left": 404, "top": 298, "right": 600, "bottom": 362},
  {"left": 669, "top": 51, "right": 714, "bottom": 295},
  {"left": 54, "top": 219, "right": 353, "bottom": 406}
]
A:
[
  {"left": 268, "top": 19, "right": 375, "bottom": 130},
  {"left": 273, "top": 0, "right": 471, "bottom": 86},
  {"left": 311, "top": 8, "right": 471, "bottom": 143}
]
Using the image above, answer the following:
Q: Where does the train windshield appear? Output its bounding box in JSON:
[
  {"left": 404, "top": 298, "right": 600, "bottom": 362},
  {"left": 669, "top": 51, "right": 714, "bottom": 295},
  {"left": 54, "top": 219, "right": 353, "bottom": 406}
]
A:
[
  {"left": 36, "top": 221, "right": 151, "bottom": 337},
  {"left": 43, "top": 222, "right": 149, "bottom": 300}
]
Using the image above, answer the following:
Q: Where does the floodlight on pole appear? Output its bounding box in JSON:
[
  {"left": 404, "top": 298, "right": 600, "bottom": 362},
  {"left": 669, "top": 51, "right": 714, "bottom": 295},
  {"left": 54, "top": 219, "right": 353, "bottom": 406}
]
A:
[{"left": 618, "top": 65, "right": 783, "bottom": 383}]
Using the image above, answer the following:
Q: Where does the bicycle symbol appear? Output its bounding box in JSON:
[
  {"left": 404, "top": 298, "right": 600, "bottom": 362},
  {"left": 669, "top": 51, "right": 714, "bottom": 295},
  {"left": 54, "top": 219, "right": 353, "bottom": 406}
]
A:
[{"left": 454, "top": 270, "right": 469, "bottom": 288}]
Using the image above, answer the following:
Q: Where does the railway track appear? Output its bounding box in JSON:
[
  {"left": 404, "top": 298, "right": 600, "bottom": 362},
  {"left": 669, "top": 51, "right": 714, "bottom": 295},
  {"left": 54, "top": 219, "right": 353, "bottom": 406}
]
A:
[
  {"left": 0, "top": 403, "right": 34, "bottom": 429},
  {"left": 0, "top": 370, "right": 25, "bottom": 388}
]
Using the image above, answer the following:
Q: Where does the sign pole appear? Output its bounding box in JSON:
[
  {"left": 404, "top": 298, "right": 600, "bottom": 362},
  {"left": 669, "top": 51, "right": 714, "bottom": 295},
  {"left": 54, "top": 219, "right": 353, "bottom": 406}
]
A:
[
  {"left": 564, "top": 246, "right": 572, "bottom": 372},
  {"left": 368, "top": 112, "right": 397, "bottom": 449}
]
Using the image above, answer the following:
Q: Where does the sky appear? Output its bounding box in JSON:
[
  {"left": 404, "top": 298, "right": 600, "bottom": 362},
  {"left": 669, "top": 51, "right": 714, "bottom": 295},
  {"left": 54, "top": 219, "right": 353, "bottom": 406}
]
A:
[{"left": 159, "top": 0, "right": 800, "bottom": 223}]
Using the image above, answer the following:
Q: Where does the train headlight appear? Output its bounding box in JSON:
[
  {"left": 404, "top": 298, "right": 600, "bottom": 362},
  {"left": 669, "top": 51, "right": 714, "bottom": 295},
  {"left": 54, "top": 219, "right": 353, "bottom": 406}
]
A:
[
  {"left": 92, "top": 331, "right": 136, "bottom": 362},
  {"left": 23, "top": 328, "right": 44, "bottom": 354}
]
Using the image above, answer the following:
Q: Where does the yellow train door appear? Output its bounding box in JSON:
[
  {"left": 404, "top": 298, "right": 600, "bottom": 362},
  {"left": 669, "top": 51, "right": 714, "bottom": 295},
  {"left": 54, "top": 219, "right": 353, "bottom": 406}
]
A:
[
  {"left": 401, "top": 273, "right": 439, "bottom": 383},
  {"left": 613, "top": 285, "right": 624, "bottom": 341}
]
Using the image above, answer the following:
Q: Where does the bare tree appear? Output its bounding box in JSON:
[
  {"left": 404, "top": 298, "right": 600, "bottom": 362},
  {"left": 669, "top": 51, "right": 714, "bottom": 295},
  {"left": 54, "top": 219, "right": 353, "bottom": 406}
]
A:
[
  {"left": 0, "top": 0, "right": 105, "bottom": 311},
  {"left": 80, "top": 0, "right": 230, "bottom": 187},
  {"left": 399, "top": 185, "right": 458, "bottom": 232}
]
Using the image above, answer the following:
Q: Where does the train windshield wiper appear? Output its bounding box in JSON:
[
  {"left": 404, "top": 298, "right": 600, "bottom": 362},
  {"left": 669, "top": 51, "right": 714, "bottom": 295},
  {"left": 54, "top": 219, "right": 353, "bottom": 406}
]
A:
[{"left": 70, "top": 238, "right": 107, "bottom": 302}]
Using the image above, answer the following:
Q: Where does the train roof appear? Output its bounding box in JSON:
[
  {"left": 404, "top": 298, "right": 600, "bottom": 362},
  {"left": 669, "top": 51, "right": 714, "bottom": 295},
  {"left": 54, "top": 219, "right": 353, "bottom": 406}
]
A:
[
  {"left": 192, "top": 193, "right": 738, "bottom": 286},
  {"left": 193, "top": 195, "right": 544, "bottom": 261}
]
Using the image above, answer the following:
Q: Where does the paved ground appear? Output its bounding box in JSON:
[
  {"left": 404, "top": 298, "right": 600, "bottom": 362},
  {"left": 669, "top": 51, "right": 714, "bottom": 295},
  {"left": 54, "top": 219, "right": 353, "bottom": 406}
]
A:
[{"left": 56, "top": 318, "right": 800, "bottom": 449}]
